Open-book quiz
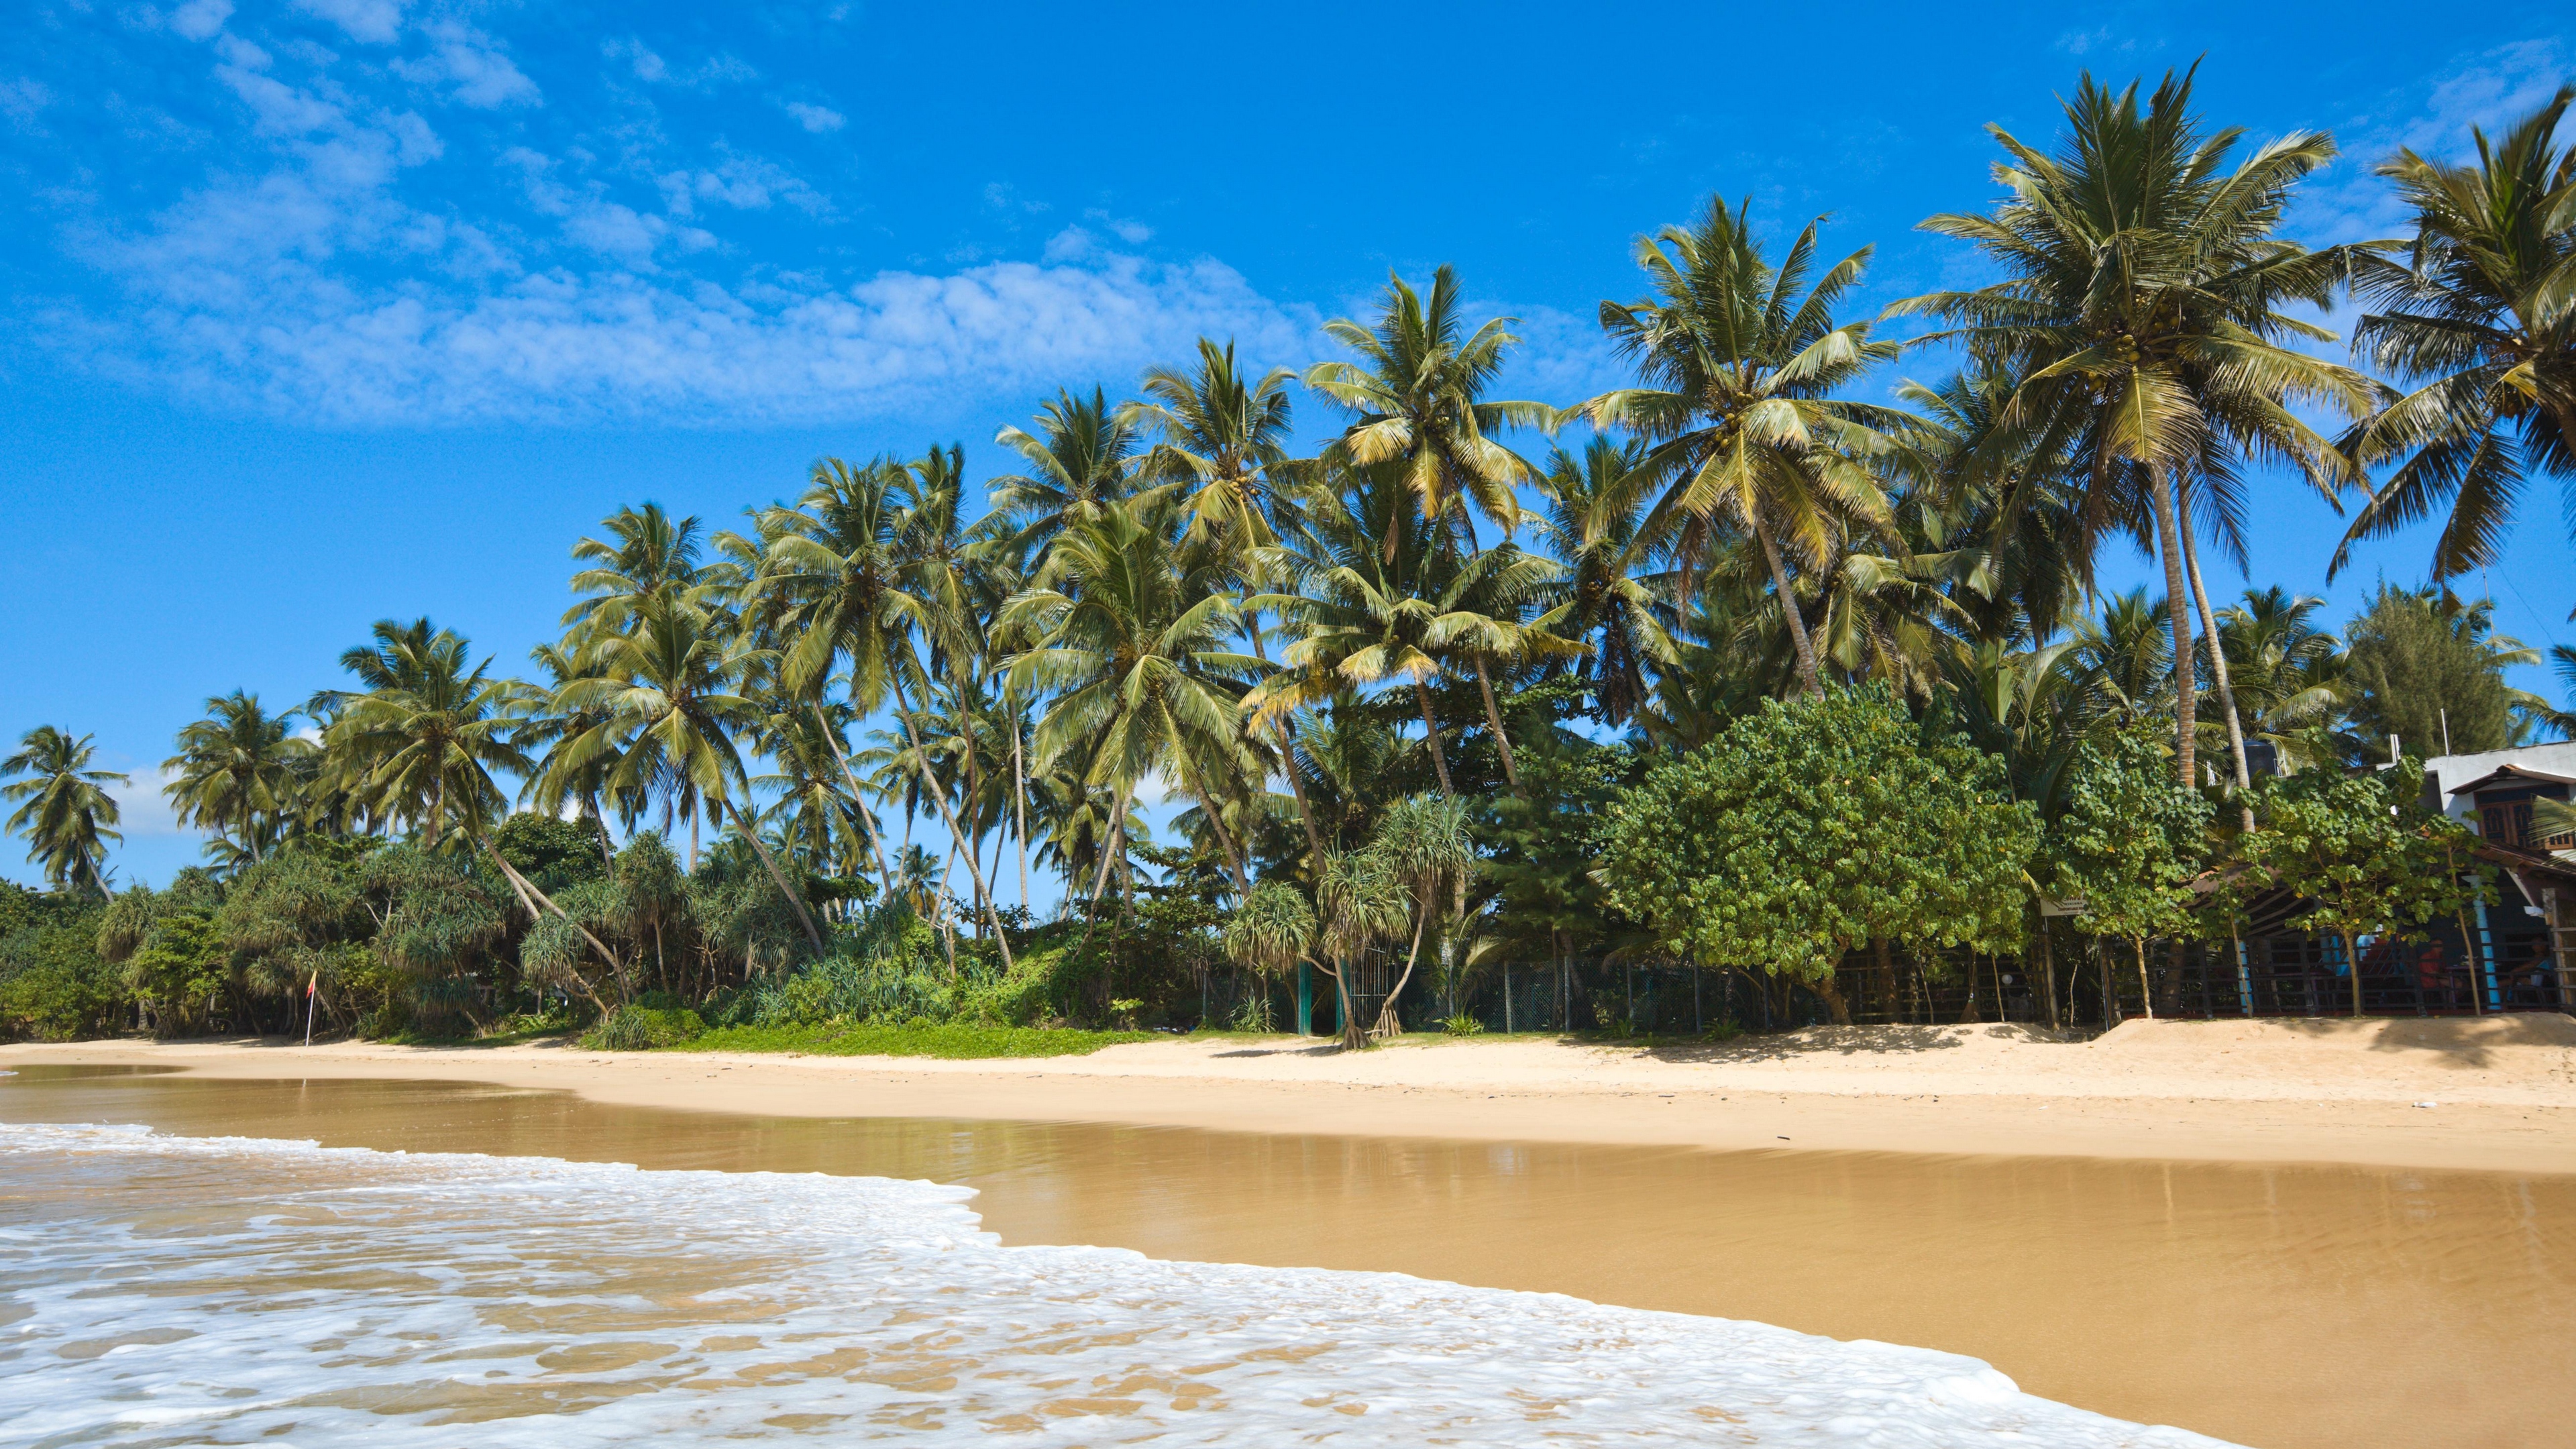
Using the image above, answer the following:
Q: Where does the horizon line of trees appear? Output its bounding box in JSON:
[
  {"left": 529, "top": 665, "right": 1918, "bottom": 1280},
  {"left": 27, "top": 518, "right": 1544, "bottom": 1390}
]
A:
[{"left": 7, "top": 66, "right": 2575, "bottom": 1044}]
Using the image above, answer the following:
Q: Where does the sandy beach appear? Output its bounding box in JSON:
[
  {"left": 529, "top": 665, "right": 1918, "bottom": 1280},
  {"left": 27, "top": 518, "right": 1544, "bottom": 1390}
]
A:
[{"left": 11, "top": 1014, "right": 2573, "bottom": 1173}]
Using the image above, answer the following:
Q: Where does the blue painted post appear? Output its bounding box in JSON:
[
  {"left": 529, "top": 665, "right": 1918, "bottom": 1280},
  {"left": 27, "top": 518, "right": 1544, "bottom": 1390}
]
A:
[
  {"left": 1296, "top": 961, "right": 1313, "bottom": 1037},
  {"left": 2473, "top": 898, "right": 2500, "bottom": 1012}
]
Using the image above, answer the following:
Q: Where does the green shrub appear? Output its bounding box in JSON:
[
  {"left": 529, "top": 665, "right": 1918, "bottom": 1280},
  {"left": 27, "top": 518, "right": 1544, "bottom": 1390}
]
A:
[
  {"left": 1438, "top": 1013, "right": 1487, "bottom": 1036},
  {"left": 582, "top": 1004, "right": 707, "bottom": 1051}
]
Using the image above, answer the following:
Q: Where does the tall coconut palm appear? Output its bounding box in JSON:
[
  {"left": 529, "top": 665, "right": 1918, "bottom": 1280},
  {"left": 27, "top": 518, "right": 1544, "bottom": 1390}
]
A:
[
  {"left": 1000, "top": 496, "right": 1266, "bottom": 902},
  {"left": 320, "top": 618, "right": 527, "bottom": 850},
  {"left": 1531, "top": 437, "right": 1678, "bottom": 728},
  {"left": 555, "top": 594, "right": 825, "bottom": 953},
  {"left": 2, "top": 727, "right": 127, "bottom": 897},
  {"left": 1254, "top": 466, "right": 1466, "bottom": 794},
  {"left": 987, "top": 387, "right": 1140, "bottom": 562},
  {"left": 165, "top": 691, "right": 313, "bottom": 869},
  {"left": 564, "top": 502, "right": 712, "bottom": 637},
  {"left": 755, "top": 452, "right": 1015, "bottom": 967},
  {"left": 1124, "top": 337, "right": 1302, "bottom": 559},
  {"left": 1584, "top": 195, "right": 1909, "bottom": 700},
  {"left": 2333, "top": 87, "right": 2576, "bottom": 584},
  {"left": 514, "top": 640, "right": 628, "bottom": 865},
  {"left": 1304, "top": 265, "right": 1550, "bottom": 557},
  {"left": 1895, "top": 65, "right": 2376, "bottom": 785}
]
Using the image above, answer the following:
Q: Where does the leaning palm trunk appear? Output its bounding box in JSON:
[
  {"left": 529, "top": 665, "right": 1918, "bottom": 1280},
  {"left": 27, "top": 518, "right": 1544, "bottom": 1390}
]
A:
[
  {"left": 1413, "top": 683, "right": 1454, "bottom": 794},
  {"left": 888, "top": 673, "right": 1014, "bottom": 973},
  {"left": 1753, "top": 519, "right": 1825, "bottom": 700},
  {"left": 475, "top": 830, "right": 624, "bottom": 1008},
  {"left": 2175, "top": 494, "right": 2255, "bottom": 827},
  {"left": 1187, "top": 771, "right": 1252, "bottom": 900},
  {"left": 1377, "top": 902, "right": 1431, "bottom": 1038},
  {"left": 811, "top": 702, "right": 896, "bottom": 897},
  {"left": 2145, "top": 464, "right": 2200, "bottom": 789},
  {"left": 1472, "top": 655, "right": 1521, "bottom": 795},
  {"left": 718, "top": 798, "right": 826, "bottom": 954}
]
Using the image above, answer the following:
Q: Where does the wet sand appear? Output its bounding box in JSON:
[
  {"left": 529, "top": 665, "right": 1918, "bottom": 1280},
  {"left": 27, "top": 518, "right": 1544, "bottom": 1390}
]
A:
[
  {"left": 5, "top": 1063, "right": 2570, "bottom": 1449},
  {"left": 10, "top": 1014, "right": 2576, "bottom": 1172}
]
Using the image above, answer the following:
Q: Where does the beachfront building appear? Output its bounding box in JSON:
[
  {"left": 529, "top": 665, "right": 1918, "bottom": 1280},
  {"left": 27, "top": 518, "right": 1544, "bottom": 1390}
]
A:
[{"left": 2142, "top": 745, "right": 2576, "bottom": 1021}]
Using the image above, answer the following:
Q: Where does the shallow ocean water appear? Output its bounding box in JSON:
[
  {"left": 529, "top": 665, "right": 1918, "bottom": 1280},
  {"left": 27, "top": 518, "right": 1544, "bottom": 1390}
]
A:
[{"left": 0, "top": 1118, "right": 2230, "bottom": 1448}]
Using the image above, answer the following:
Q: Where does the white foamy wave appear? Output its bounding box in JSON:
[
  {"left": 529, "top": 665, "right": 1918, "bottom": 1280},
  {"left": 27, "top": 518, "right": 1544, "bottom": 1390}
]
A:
[{"left": 0, "top": 1122, "right": 2237, "bottom": 1446}]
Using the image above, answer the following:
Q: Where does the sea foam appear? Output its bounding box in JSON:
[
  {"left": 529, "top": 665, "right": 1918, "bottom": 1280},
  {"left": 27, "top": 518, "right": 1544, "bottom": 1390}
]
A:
[{"left": 0, "top": 1122, "right": 2237, "bottom": 1446}]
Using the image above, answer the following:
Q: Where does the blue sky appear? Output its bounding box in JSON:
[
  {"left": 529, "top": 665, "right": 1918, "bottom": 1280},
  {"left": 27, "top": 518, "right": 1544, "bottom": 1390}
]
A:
[{"left": 3, "top": 0, "right": 2573, "bottom": 891}]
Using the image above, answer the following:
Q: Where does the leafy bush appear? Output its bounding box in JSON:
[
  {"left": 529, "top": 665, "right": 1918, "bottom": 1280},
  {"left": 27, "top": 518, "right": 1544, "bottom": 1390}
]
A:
[
  {"left": 1438, "top": 1012, "right": 1486, "bottom": 1036},
  {"left": 679, "top": 1020, "right": 1152, "bottom": 1059},
  {"left": 582, "top": 1004, "right": 707, "bottom": 1051}
]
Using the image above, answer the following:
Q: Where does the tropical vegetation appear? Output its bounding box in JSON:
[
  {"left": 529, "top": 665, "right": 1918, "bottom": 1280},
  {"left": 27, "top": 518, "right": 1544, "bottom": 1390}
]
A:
[{"left": 7, "top": 67, "right": 2569, "bottom": 1045}]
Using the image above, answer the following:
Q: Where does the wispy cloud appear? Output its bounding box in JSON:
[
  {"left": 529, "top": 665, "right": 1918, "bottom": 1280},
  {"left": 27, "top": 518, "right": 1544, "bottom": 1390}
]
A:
[
  {"left": 2301, "top": 38, "right": 2571, "bottom": 244},
  {"left": 783, "top": 100, "right": 843, "bottom": 133}
]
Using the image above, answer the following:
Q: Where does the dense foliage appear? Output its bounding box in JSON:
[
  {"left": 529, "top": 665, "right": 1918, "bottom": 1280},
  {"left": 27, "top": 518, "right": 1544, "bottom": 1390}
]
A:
[{"left": 10, "top": 68, "right": 2573, "bottom": 1044}]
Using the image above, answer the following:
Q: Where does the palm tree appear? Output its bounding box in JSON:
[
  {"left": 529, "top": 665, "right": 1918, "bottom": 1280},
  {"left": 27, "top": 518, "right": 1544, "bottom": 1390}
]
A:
[
  {"left": 1896, "top": 65, "right": 2375, "bottom": 785},
  {"left": 564, "top": 502, "right": 713, "bottom": 636},
  {"left": 754, "top": 452, "right": 1016, "bottom": 967},
  {"left": 1531, "top": 437, "right": 1677, "bottom": 728},
  {"left": 2333, "top": 87, "right": 2576, "bottom": 584},
  {"left": 1368, "top": 793, "right": 1474, "bottom": 1034},
  {"left": 2214, "top": 588, "right": 2349, "bottom": 770},
  {"left": 2, "top": 727, "right": 127, "bottom": 896},
  {"left": 1124, "top": 337, "right": 1302, "bottom": 560},
  {"left": 1896, "top": 360, "right": 2090, "bottom": 646},
  {"left": 1304, "top": 265, "right": 1550, "bottom": 556},
  {"left": 987, "top": 388, "right": 1140, "bottom": 562},
  {"left": 2074, "top": 588, "right": 2177, "bottom": 719},
  {"left": 165, "top": 691, "right": 313, "bottom": 869},
  {"left": 1584, "top": 195, "right": 1909, "bottom": 700},
  {"left": 1000, "top": 495, "right": 1266, "bottom": 902},
  {"left": 556, "top": 594, "right": 826, "bottom": 953},
  {"left": 1254, "top": 466, "right": 1466, "bottom": 794},
  {"left": 515, "top": 640, "right": 627, "bottom": 865},
  {"left": 320, "top": 619, "right": 527, "bottom": 850}
]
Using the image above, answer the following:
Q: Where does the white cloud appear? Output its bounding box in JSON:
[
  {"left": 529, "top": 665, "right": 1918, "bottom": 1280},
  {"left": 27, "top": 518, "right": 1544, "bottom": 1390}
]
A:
[
  {"left": 392, "top": 21, "right": 539, "bottom": 109},
  {"left": 76, "top": 237, "right": 1319, "bottom": 425},
  {"left": 657, "top": 155, "right": 826, "bottom": 218},
  {"left": 606, "top": 37, "right": 756, "bottom": 89},
  {"left": 168, "top": 0, "right": 235, "bottom": 41},
  {"left": 294, "top": 0, "right": 405, "bottom": 45},
  {"left": 784, "top": 101, "right": 844, "bottom": 133},
  {"left": 603, "top": 36, "right": 666, "bottom": 83},
  {"left": 106, "top": 766, "right": 189, "bottom": 840},
  {"left": 2301, "top": 38, "right": 2571, "bottom": 244},
  {"left": 1083, "top": 208, "right": 1152, "bottom": 244}
]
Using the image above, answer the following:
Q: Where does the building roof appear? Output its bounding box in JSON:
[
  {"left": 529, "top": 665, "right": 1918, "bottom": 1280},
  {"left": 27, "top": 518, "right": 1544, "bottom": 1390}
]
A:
[{"left": 2445, "top": 763, "right": 2576, "bottom": 796}]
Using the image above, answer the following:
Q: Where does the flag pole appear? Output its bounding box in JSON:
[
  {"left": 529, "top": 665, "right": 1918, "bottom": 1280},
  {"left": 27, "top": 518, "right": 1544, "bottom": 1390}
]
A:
[{"left": 304, "top": 971, "right": 319, "bottom": 1046}]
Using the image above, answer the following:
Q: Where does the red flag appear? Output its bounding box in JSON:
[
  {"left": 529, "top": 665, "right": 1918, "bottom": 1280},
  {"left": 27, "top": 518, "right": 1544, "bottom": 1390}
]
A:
[{"left": 306, "top": 972, "right": 318, "bottom": 998}]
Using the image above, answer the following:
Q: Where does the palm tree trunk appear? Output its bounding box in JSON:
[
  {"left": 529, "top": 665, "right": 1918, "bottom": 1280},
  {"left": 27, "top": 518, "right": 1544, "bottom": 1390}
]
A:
[
  {"left": 812, "top": 702, "right": 896, "bottom": 896},
  {"left": 2145, "top": 463, "right": 2200, "bottom": 790},
  {"left": 888, "top": 672, "right": 1015, "bottom": 973},
  {"left": 1472, "top": 655, "right": 1521, "bottom": 796},
  {"left": 476, "top": 831, "right": 626, "bottom": 1006},
  {"left": 1269, "top": 716, "right": 1330, "bottom": 867},
  {"left": 1378, "top": 898, "right": 1430, "bottom": 1038},
  {"left": 719, "top": 799, "right": 826, "bottom": 954},
  {"left": 1753, "top": 518, "right": 1824, "bottom": 700},
  {"left": 1413, "top": 682, "right": 1455, "bottom": 795},
  {"left": 2174, "top": 490, "right": 2255, "bottom": 827},
  {"left": 1186, "top": 769, "right": 1251, "bottom": 900},
  {"left": 1012, "top": 706, "right": 1030, "bottom": 912}
]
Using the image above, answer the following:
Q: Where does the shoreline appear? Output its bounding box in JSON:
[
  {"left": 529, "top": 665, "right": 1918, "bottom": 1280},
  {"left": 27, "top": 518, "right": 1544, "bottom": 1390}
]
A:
[{"left": 9, "top": 1015, "right": 2575, "bottom": 1174}]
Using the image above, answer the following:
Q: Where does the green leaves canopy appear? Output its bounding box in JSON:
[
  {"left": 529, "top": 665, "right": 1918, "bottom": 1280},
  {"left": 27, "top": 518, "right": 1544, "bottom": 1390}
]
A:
[{"left": 1596, "top": 688, "right": 2038, "bottom": 984}]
